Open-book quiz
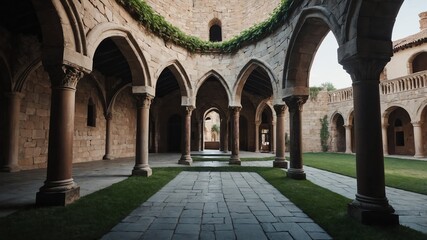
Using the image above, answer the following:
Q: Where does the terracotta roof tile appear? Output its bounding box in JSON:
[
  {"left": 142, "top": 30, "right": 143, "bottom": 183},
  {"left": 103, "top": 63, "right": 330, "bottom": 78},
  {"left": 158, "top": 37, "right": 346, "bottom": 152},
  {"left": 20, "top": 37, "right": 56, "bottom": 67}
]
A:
[{"left": 393, "top": 29, "right": 427, "bottom": 52}]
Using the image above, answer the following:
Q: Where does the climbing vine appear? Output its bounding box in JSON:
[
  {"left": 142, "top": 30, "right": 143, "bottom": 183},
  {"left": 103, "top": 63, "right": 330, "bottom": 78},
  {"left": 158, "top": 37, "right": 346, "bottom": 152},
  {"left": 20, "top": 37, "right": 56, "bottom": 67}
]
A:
[
  {"left": 320, "top": 115, "right": 329, "bottom": 152},
  {"left": 115, "top": 0, "right": 294, "bottom": 53}
]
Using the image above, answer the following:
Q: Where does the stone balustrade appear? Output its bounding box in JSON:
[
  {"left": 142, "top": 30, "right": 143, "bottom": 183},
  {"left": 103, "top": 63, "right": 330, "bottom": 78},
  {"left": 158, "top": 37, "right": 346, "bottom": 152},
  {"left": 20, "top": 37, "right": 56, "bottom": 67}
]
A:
[{"left": 327, "top": 70, "right": 427, "bottom": 103}]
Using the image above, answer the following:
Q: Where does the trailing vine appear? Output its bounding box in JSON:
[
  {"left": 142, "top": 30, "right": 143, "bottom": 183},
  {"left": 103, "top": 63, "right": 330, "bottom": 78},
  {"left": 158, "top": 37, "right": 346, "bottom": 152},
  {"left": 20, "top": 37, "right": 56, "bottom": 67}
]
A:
[
  {"left": 320, "top": 115, "right": 329, "bottom": 152},
  {"left": 115, "top": 0, "right": 294, "bottom": 53}
]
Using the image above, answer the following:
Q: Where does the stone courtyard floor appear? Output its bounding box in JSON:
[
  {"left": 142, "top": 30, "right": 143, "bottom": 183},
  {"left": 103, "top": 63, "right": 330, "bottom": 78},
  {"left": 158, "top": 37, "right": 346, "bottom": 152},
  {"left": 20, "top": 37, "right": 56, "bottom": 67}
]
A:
[{"left": 0, "top": 151, "right": 426, "bottom": 238}]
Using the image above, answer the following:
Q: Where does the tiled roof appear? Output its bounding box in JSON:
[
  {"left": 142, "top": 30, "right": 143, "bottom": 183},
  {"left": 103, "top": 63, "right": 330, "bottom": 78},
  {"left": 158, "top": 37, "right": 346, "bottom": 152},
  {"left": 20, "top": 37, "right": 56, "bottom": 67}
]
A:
[{"left": 393, "top": 29, "right": 427, "bottom": 52}]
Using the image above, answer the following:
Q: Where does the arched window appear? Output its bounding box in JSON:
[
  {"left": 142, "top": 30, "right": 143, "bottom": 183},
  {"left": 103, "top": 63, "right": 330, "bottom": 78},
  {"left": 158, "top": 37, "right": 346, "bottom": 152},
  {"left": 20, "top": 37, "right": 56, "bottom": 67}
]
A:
[
  {"left": 87, "top": 98, "right": 96, "bottom": 127},
  {"left": 412, "top": 52, "right": 427, "bottom": 73},
  {"left": 394, "top": 118, "right": 404, "bottom": 146},
  {"left": 209, "top": 19, "right": 222, "bottom": 42}
]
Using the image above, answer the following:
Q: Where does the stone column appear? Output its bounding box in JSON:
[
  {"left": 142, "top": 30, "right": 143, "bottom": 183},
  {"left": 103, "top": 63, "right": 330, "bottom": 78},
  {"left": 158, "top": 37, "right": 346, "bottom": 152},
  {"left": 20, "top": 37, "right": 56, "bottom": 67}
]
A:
[
  {"left": 344, "top": 124, "right": 353, "bottom": 154},
  {"left": 229, "top": 106, "right": 241, "bottom": 165},
  {"left": 179, "top": 106, "right": 194, "bottom": 165},
  {"left": 342, "top": 57, "right": 398, "bottom": 225},
  {"left": 0, "top": 92, "right": 24, "bottom": 172},
  {"left": 36, "top": 65, "right": 83, "bottom": 206},
  {"left": 255, "top": 120, "right": 261, "bottom": 152},
  {"left": 223, "top": 117, "right": 229, "bottom": 153},
  {"left": 382, "top": 123, "right": 389, "bottom": 156},
  {"left": 271, "top": 120, "right": 276, "bottom": 153},
  {"left": 412, "top": 121, "right": 425, "bottom": 158},
  {"left": 273, "top": 105, "right": 288, "bottom": 168},
  {"left": 284, "top": 96, "right": 307, "bottom": 179},
  {"left": 103, "top": 112, "right": 113, "bottom": 160},
  {"left": 132, "top": 94, "right": 153, "bottom": 176}
]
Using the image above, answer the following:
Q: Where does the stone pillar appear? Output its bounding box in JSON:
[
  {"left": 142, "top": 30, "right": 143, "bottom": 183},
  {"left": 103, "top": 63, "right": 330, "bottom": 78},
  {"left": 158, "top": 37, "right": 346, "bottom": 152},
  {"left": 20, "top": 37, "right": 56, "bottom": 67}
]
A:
[
  {"left": 229, "top": 106, "right": 241, "bottom": 165},
  {"left": 284, "top": 96, "right": 307, "bottom": 179},
  {"left": 255, "top": 121, "right": 261, "bottom": 152},
  {"left": 223, "top": 117, "right": 229, "bottom": 153},
  {"left": 412, "top": 121, "right": 425, "bottom": 158},
  {"left": 341, "top": 57, "right": 398, "bottom": 225},
  {"left": 103, "top": 112, "right": 113, "bottom": 160},
  {"left": 1, "top": 92, "right": 24, "bottom": 172},
  {"left": 36, "top": 65, "right": 83, "bottom": 206},
  {"left": 271, "top": 120, "right": 276, "bottom": 153},
  {"left": 198, "top": 121, "right": 202, "bottom": 151},
  {"left": 179, "top": 106, "right": 194, "bottom": 165},
  {"left": 344, "top": 124, "right": 353, "bottom": 154},
  {"left": 382, "top": 123, "right": 389, "bottom": 156},
  {"left": 132, "top": 94, "right": 153, "bottom": 176},
  {"left": 273, "top": 105, "right": 288, "bottom": 168}
]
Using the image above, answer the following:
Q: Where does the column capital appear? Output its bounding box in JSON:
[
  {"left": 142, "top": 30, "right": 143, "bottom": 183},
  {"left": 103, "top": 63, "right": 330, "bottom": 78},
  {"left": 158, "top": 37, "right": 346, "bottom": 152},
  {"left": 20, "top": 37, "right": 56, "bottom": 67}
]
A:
[
  {"left": 229, "top": 106, "right": 242, "bottom": 113},
  {"left": 183, "top": 106, "right": 195, "bottom": 115},
  {"left": 274, "top": 104, "right": 287, "bottom": 116},
  {"left": 47, "top": 65, "right": 85, "bottom": 90},
  {"left": 343, "top": 124, "right": 352, "bottom": 129},
  {"left": 382, "top": 123, "right": 390, "bottom": 128},
  {"left": 105, "top": 112, "right": 113, "bottom": 120},
  {"left": 340, "top": 57, "right": 388, "bottom": 84},
  {"left": 135, "top": 94, "right": 154, "bottom": 109},
  {"left": 411, "top": 121, "right": 423, "bottom": 127},
  {"left": 284, "top": 95, "right": 308, "bottom": 112}
]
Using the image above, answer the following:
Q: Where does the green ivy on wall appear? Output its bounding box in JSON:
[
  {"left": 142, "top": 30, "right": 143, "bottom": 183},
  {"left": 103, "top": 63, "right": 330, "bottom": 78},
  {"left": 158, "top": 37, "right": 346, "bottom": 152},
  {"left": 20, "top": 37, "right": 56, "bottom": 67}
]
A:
[
  {"left": 115, "top": 0, "right": 294, "bottom": 53},
  {"left": 319, "top": 115, "right": 329, "bottom": 152}
]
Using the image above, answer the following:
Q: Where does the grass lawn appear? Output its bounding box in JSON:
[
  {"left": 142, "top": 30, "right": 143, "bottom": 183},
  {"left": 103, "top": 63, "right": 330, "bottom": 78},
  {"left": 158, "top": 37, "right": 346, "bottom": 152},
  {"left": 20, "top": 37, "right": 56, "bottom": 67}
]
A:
[
  {"left": 0, "top": 166, "right": 425, "bottom": 240},
  {"left": 303, "top": 152, "right": 427, "bottom": 195}
]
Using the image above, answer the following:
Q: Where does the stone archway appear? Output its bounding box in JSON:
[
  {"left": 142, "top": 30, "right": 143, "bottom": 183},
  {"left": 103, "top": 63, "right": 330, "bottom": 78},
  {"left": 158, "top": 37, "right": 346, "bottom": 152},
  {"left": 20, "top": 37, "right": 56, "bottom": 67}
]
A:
[
  {"left": 331, "top": 113, "right": 346, "bottom": 152},
  {"left": 167, "top": 114, "right": 182, "bottom": 152},
  {"left": 386, "top": 107, "right": 415, "bottom": 156}
]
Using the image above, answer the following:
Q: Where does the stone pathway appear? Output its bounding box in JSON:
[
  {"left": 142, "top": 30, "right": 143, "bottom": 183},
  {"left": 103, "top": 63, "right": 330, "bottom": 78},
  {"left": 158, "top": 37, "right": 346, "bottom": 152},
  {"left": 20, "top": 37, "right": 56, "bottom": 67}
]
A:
[
  {"left": 102, "top": 171, "right": 332, "bottom": 240},
  {"left": 305, "top": 166, "right": 427, "bottom": 234}
]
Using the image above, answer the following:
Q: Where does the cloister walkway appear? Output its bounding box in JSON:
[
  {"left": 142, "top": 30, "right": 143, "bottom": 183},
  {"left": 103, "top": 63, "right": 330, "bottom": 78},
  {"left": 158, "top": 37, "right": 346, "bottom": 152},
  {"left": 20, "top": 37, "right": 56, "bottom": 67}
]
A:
[{"left": 0, "top": 151, "right": 426, "bottom": 237}]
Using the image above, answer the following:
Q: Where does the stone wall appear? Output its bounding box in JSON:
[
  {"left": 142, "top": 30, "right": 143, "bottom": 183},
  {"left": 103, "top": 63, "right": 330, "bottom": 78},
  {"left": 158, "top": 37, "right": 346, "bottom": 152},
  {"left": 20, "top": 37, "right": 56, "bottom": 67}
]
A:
[
  {"left": 19, "top": 66, "right": 50, "bottom": 170},
  {"left": 144, "top": 0, "right": 281, "bottom": 40}
]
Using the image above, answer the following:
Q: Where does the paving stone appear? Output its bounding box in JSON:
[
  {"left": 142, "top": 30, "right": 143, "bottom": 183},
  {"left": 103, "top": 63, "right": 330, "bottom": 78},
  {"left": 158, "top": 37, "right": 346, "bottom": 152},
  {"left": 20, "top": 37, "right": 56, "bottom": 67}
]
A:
[
  {"left": 101, "top": 231, "right": 143, "bottom": 240},
  {"left": 141, "top": 230, "right": 173, "bottom": 240},
  {"left": 266, "top": 232, "right": 294, "bottom": 240},
  {"left": 175, "top": 223, "right": 200, "bottom": 234},
  {"left": 216, "top": 230, "right": 236, "bottom": 240},
  {"left": 299, "top": 222, "right": 324, "bottom": 232},
  {"left": 200, "top": 231, "right": 215, "bottom": 240},
  {"left": 179, "top": 217, "right": 202, "bottom": 224}
]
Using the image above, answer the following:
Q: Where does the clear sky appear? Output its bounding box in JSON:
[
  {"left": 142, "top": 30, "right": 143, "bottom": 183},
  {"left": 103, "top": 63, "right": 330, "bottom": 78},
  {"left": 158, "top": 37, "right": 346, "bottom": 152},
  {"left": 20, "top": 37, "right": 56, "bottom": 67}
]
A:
[{"left": 310, "top": 1, "right": 426, "bottom": 89}]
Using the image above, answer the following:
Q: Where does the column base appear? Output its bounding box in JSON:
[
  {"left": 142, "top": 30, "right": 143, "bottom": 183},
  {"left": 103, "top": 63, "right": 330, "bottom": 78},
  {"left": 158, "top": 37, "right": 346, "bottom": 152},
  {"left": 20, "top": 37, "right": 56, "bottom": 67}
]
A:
[
  {"left": 348, "top": 200, "right": 399, "bottom": 225},
  {"left": 178, "top": 155, "right": 192, "bottom": 165},
  {"left": 286, "top": 168, "right": 306, "bottom": 180},
  {"left": 0, "top": 164, "right": 20, "bottom": 172},
  {"left": 273, "top": 159, "right": 288, "bottom": 168},
  {"left": 414, "top": 154, "right": 426, "bottom": 158},
  {"left": 132, "top": 166, "right": 152, "bottom": 177},
  {"left": 229, "top": 156, "right": 241, "bottom": 165},
  {"left": 103, "top": 154, "right": 114, "bottom": 160},
  {"left": 36, "top": 185, "right": 80, "bottom": 206}
]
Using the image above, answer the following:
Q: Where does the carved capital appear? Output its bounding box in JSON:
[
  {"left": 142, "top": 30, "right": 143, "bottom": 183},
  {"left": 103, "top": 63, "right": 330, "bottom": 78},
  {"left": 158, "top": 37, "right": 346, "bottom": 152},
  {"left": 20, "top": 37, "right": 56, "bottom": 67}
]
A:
[
  {"left": 105, "top": 112, "right": 113, "bottom": 121},
  {"left": 284, "top": 96, "right": 308, "bottom": 113},
  {"left": 229, "top": 106, "right": 242, "bottom": 116},
  {"left": 274, "top": 104, "right": 287, "bottom": 116},
  {"left": 135, "top": 94, "right": 153, "bottom": 109},
  {"left": 341, "top": 57, "right": 388, "bottom": 84},
  {"left": 183, "top": 106, "right": 194, "bottom": 116},
  {"left": 411, "top": 121, "right": 423, "bottom": 127},
  {"left": 48, "top": 65, "right": 84, "bottom": 90}
]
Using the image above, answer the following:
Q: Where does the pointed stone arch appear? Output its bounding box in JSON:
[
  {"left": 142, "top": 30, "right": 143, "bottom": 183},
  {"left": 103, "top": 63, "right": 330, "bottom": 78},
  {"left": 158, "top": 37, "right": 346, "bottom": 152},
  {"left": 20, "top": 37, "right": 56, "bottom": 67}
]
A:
[
  {"left": 330, "top": 111, "right": 346, "bottom": 152},
  {"left": 155, "top": 60, "right": 193, "bottom": 106},
  {"left": 32, "top": 0, "right": 89, "bottom": 69},
  {"left": 196, "top": 70, "right": 232, "bottom": 106},
  {"left": 283, "top": 6, "right": 341, "bottom": 97},
  {"left": 87, "top": 23, "right": 152, "bottom": 89},
  {"left": 235, "top": 59, "right": 279, "bottom": 105},
  {"left": 12, "top": 57, "right": 42, "bottom": 92},
  {"left": 255, "top": 99, "right": 276, "bottom": 123},
  {"left": 0, "top": 52, "right": 12, "bottom": 92}
]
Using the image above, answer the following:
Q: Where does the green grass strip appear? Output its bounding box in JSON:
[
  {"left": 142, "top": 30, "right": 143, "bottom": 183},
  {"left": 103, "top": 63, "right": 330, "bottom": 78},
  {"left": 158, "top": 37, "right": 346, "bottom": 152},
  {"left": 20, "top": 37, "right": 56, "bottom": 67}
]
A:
[{"left": 303, "top": 152, "right": 427, "bottom": 195}]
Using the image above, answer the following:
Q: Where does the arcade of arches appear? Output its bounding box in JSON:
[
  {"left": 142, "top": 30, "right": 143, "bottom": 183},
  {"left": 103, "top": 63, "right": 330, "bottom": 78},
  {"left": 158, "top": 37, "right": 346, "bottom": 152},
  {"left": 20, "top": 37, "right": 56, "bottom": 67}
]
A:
[{"left": 0, "top": 0, "right": 407, "bottom": 226}]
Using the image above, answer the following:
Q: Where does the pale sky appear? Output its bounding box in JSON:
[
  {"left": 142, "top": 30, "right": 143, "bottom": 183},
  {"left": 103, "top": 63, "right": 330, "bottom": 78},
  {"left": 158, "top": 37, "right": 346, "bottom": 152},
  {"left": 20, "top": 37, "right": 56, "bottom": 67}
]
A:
[{"left": 310, "top": 1, "right": 426, "bottom": 89}]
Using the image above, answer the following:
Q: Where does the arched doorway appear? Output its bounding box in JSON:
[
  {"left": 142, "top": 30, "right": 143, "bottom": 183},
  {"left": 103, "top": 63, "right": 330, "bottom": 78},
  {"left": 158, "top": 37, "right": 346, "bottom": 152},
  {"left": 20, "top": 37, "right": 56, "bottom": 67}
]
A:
[
  {"left": 260, "top": 107, "right": 273, "bottom": 152},
  {"left": 203, "top": 110, "right": 221, "bottom": 149},
  {"left": 332, "top": 113, "right": 345, "bottom": 152},
  {"left": 387, "top": 107, "right": 414, "bottom": 155}
]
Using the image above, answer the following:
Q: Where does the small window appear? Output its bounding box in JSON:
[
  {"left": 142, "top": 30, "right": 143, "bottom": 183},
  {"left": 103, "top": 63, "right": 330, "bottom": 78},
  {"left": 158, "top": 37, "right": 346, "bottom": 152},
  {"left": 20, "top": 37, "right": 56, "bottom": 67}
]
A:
[
  {"left": 209, "top": 24, "right": 222, "bottom": 42},
  {"left": 87, "top": 98, "right": 96, "bottom": 127}
]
